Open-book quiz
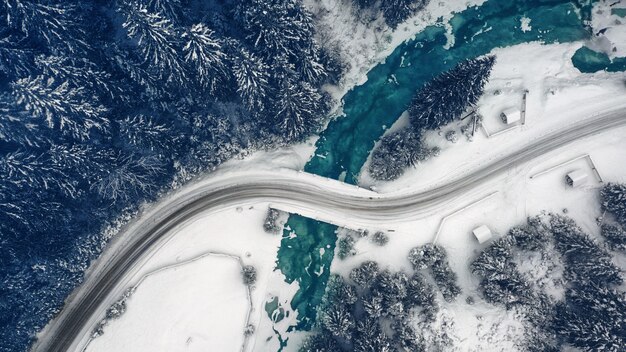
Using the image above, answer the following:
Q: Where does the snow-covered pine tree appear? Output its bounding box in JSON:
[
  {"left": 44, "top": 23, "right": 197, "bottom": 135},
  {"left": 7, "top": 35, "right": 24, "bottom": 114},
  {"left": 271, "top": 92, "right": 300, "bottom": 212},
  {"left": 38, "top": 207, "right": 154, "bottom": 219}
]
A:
[
  {"left": 350, "top": 260, "right": 380, "bottom": 288},
  {"left": 298, "top": 333, "right": 341, "bottom": 352},
  {"left": 10, "top": 75, "right": 108, "bottom": 140},
  {"left": 1, "top": 0, "right": 85, "bottom": 53},
  {"left": 409, "top": 55, "right": 496, "bottom": 131},
  {"left": 237, "top": 0, "right": 314, "bottom": 60},
  {"left": 600, "top": 223, "right": 626, "bottom": 252},
  {"left": 117, "top": 114, "right": 174, "bottom": 156},
  {"left": 380, "top": 0, "right": 413, "bottom": 29},
  {"left": 408, "top": 243, "right": 445, "bottom": 270},
  {"left": 272, "top": 80, "right": 324, "bottom": 142},
  {"left": 182, "top": 23, "right": 228, "bottom": 94},
  {"left": 90, "top": 152, "right": 163, "bottom": 202},
  {"left": 319, "top": 305, "right": 354, "bottom": 340},
  {"left": 118, "top": 2, "right": 185, "bottom": 84},
  {"left": 600, "top": 183, "right": 626, "bottom": 227},
  {"left": 368, "top": 127, "right": 436, "bottom": 181},
  {"left": 431, "top": 259, "right": 461, "bottom": 302},
  {"left": 144, "top": 0, "right": 183, "bottom": 22},
  {"left": 0, "top": 33, "right": 36, "bottom": 79},
  {"left": 353, "top": 316, "right": 392, "bottom": 352},
  {"left": 233, "top": 48, "right": 269, "bottom": 112}
]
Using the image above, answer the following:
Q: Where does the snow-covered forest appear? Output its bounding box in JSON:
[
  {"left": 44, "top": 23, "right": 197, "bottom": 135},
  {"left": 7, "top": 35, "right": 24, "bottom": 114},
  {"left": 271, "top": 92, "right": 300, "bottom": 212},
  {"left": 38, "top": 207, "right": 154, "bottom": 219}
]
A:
[
  {"left": 369, "top": 56, "right": 496, "bottom": 181},
  {"left": 0, "top": 0, "right": 341, "bottom": 350},
  {"left": 300, "top": 183, "right": 626, "bottom": 351}
]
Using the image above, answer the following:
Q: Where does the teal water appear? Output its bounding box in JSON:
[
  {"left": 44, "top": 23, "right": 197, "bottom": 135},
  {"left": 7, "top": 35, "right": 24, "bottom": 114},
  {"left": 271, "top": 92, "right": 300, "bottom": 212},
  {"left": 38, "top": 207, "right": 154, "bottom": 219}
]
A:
[
  {"left": 611, "top": 8, "right": 626, "bottom": 17},
  {"left": 571, "top": 46, "right": 626, "bottom": 72},
  {"left": 273, "top": 0, "right": 595, "bottom": 335}
]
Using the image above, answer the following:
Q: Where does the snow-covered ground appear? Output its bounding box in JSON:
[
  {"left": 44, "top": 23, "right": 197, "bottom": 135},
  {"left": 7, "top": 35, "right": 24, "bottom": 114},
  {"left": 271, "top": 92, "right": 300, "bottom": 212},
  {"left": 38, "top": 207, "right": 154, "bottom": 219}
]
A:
[
  {"left": 83, "top": 203, "right": 295, "bottom": 352},
  {"left": 589, "top": 0, "right": 626, "bottom": 58},
  {"left": 86, "top": 255, "right": 249, "bottom": 352}
]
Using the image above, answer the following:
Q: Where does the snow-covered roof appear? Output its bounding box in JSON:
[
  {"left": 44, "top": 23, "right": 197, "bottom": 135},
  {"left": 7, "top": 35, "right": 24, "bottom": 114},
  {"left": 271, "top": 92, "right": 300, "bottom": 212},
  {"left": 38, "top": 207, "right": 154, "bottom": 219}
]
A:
[
  {"left": 566, "top": 170, "right": 588, "bottom": 187},
  {"left": 472, "top": 225, "right": 493, "bottom": 244},
  {"left": 500, "top": 107, "right": 521, "bottom": 124}
]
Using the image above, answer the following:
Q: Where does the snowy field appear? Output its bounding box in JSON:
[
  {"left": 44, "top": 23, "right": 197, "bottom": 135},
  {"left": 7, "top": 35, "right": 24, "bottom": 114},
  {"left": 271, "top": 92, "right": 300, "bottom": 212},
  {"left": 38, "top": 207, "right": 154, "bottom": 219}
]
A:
[
  {"left": 83, "top": 204, "right": 288, "bottom": 352},
  {"left": 86, "top": 255, "right": 249, "bottom": 352}
]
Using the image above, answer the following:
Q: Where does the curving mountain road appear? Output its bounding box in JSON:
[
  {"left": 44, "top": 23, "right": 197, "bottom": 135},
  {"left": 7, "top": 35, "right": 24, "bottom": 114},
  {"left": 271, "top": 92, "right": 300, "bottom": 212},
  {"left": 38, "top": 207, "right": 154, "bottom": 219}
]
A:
[{"left": 32, "top": 108, "right": 626, "bottom": 352}]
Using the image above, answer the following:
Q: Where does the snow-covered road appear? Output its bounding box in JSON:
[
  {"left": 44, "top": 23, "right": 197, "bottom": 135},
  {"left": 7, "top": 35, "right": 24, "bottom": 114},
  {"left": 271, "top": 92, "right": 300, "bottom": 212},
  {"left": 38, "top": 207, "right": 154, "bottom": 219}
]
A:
[{"left": 33, "top": 106, "right": 626, "bottom": 352}]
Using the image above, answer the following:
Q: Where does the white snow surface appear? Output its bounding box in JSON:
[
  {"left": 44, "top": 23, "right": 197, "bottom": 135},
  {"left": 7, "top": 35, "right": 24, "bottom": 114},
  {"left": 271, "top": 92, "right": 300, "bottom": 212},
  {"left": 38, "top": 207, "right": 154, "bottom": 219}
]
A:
[{"left": 86, "top": 255, "right": 248, "bottom": 352}]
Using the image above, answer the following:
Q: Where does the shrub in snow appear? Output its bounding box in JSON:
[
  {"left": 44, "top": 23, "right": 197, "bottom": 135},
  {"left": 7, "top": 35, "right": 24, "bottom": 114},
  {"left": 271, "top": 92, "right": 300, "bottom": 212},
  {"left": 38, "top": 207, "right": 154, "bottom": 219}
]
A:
[
  {"left": 263, "top": 208, "right": 282, "bottom": 234},
  {"left": 337, "top": 234, "right": 357, "bottom": 260},
  {"left": 242, "top": 265, "right": 257, "bottom": 286},
  {"left": 445, "top": 130, "right": 458, "bottom": 143},
  {"left": 244, "top": 324, "right": 255, "bottom": 336},
  {"left": 371, "top": 231, "right": 389, "bottom": 246},
  {"left": 601, "top": 223, "right": 626, "bottom": 252}
]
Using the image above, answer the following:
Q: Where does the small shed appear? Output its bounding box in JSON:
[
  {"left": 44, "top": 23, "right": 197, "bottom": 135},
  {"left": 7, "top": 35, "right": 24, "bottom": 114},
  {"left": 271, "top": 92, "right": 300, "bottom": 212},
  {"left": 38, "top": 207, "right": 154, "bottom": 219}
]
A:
[
  {"left": 500, "top": 107, "right": 521, "bottom": 125},
  {"left": 472, "top": 225, "right": 493, "bottom": 244},
  {"left": 566, "top": 170, "right": 588, "bottom": 188}
]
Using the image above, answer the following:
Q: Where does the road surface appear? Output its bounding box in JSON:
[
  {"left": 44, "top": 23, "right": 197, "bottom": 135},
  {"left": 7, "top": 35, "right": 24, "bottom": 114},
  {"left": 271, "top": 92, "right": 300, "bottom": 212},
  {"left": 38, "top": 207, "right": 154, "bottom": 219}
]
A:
[{"left": 32, "top": 108, "right": 626, "bottom": 352}]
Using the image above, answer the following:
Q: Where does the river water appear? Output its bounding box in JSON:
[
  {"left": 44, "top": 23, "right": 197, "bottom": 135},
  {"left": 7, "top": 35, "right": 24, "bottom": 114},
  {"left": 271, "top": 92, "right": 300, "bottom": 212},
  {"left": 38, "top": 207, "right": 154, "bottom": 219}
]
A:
[{"left": 272, "top": 0, "right": 597, "bottom": 336}]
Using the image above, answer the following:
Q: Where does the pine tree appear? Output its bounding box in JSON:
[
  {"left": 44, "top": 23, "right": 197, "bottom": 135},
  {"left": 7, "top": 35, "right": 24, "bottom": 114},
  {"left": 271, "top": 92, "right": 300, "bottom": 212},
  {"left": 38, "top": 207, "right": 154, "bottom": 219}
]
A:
[
  {"left": 2, "top": 1, "right": 85, "bottom": 53},
  {"left": 350, "top": 260, "right": 379, "bottom": 288},
  {"left": 90, "top": 152, "right": 163, "bottom": 202},
  {"left": 11, "top": 75, "right": 108, "bottom": 139},
  {"left": 319, "top": 304, "right": 354, "bottom": 340},
  {"left": 182, "top": 23, "right": 228, "bottom": 93},
  {"left": 233, "top": 48, "right": 269, "bottom": 112},
  {"left": 409, "top": 55, "right": 496, "bottom": 131},
  {"left": 368, "top": 127, "right": 438, "bottom": 181},
  {"left": 431, "top": 259, "right": 461, "bottom": 302},
  {"left": 118, "top": 115, "right": 170, "bottom": 153},
  {"left": 118, "top": 2, "right": 185, "bottom": 83},
  {"left": 272, "top": 80, "right": 324, "bottom": 142},
  {"left": 600, "top": 183, "right": 626, "bottom": 227},
  {"left": 600, "top": 223, "right": 626, "bottom": 252},
  {"left": 408, "top": 243, "right": 445, "bottom": 270}
]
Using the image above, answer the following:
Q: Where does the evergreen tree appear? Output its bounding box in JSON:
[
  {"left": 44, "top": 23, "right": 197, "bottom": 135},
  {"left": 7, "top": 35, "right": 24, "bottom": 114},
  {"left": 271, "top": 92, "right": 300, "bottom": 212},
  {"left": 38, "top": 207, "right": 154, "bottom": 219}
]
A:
[
  {"left": 368, "top": 127, "right": 438, "bottom": 181},
  {"left": 600, "top": 223, "right": 626, "bottom": 252},
  {"left": 118, "top": 2, "right": 185, "bottom": 83},
  {"left": 408, "top": 243, "right": 445, "bottom": 270},
  {"left": 350, "top": 260, "right": 380, "bottom": 288},
  {"left": 233, "top": 48, "right": 269, "bottom": 112},
  {"left": 272, "top": 80, "right": 325, "bottom": 142},
  {"left": 600, "top": 183, "right": 626, "bottom": 227},
  {"left": 408, "top": 55, "right": 495, "bottom": 131},
  {"left": 182, "top": 23, "right": 228, "bottom": 93},
  {"left": 380, "top": 0, "right": 413, "bottom": 29},
  {"left": 11, "top": 75, "right": 108, "bottom": 139}
]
